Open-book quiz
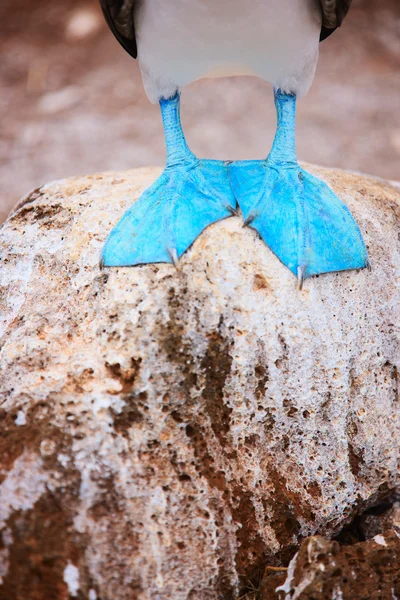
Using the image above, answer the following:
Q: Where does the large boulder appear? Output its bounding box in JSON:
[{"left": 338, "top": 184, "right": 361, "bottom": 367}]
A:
[{"left": 0, "top": 166, "right": 399, "bottom": 600}]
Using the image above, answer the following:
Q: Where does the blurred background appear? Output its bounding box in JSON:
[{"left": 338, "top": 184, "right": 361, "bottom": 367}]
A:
[{"left": 1, "top": 0, "right": 399, "bottom": 222}]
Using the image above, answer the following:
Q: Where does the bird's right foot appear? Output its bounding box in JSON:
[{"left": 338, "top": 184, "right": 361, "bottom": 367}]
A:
[{"left": 230, "top": 159, "right": 369, "bottom": 288}]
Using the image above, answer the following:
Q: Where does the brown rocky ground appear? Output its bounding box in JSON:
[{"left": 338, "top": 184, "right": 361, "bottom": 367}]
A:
[
  {"left": 260, "top": 500, "right": 400, "bottom": 599},
  {"left": 1, "top": 0, "right": 400, "bottom": 223}
]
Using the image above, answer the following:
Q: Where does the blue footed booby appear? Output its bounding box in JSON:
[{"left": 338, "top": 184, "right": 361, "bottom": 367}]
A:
[{"left": 100, "top": 0, "right": 368, "bottom": 288}]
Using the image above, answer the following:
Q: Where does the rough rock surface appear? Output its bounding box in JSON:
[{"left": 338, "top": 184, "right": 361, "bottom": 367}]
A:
[
  {"left": 261, "top": 522, "right": 400, "bottom": 599},
  {"left": 260, "top": 499, "right": 400, "bottom": 598},
  {"left": 0, "top": 166, "right": 399, "bottom": 600}
]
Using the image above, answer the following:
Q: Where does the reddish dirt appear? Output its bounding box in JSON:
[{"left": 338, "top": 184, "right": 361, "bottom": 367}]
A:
[{"left": 1, "top": 0, "right": 400, "bottom": 222}]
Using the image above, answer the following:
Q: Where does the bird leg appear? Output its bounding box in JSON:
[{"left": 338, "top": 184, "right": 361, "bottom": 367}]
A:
[
  {"left": 101, "top": 92, "right": 236, "bottom": 267},
  {"left": 230, "top": 90, "right": 369, "bottom": 287}
]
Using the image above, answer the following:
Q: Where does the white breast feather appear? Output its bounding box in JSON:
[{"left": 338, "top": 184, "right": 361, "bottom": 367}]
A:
[{"left": 135, "top": 0, "right": 322, "bottom": 102}]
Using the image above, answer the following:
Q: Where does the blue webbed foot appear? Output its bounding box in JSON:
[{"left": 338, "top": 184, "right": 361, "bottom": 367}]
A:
[
  {"left": 230, "top": 90, "right": 369, "bottom": 287},
  {"left": 230, "top": 161, "right": 368, "bottom": 286},
  {"left": 101, "top": 92, "right": 236, "bottom": 268},
  {"left": 101, "top": 158, "right": 236, "bottom": 267}
]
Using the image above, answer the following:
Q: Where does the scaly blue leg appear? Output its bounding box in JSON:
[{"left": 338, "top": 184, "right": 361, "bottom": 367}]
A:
[
  {"left": 230, "top": 91, "right": 369, "bottom": 288},
  {"left": 101, "top": 92, "right": 236, "bottom": 267}
]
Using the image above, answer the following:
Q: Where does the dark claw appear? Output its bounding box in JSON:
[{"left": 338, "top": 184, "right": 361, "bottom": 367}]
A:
[
  {"left": 297, "top": 265, "right": 306, "bottom": 290},
  {"left": 243, "top": 212, "right": 257, "bottom": 227},
  {"left": 227, "top": 205, "right": 239, "bottom": 217},
  {"left": 167, "top": 248, "right": 179, "bottom": 269}
]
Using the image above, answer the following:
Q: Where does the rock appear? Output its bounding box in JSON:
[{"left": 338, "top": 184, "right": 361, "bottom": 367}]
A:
[
  {"left": 260, "top": 498, "right": 400, "bottom": 598},
  {"left": 65, "top": 8, "right": 103, "bottom": 41},
  {"left": 260, "top": 527, "right": 400, "bottom": 599},
  {"left": 38, "top": 86, "right": 82, "bottom": 115},
  {"left": 0, "top": 166, "right": 399, "bottom": 600},
  {"left": 336, "top": 498, "right": 400, "bottom": 544}
]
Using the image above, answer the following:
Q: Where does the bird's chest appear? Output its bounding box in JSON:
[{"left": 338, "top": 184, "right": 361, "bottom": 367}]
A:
[{"left": 136, "top": 0, "right": 321, "bottom": 83}]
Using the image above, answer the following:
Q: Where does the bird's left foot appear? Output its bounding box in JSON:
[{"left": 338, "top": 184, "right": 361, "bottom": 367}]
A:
[
  {"left": 101, "top": 159, "right": 236, "bottom": 268},
  {"left": 230, "top": 160, "right": 369, "bottom": 288}
]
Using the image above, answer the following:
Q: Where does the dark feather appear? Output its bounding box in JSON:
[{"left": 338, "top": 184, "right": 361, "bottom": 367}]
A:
[
  {"left": 319, "top": 0, "right": 353, "bottom": 41},
  {"left": 99, "top": 0, "right": 137, "bottom": 58}
]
